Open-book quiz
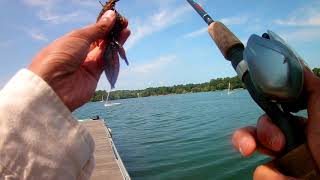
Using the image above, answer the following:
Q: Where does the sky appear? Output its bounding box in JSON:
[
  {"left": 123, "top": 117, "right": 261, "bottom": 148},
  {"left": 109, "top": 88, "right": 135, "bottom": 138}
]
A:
[{"left": 0, "top": 0, "right": 320, "bottom": 90}]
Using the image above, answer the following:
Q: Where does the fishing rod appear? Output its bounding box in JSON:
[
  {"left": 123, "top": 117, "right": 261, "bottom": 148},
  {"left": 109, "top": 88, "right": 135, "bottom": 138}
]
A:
[{"left": 187, "top": 0, "right": 319, "bottom": 179}]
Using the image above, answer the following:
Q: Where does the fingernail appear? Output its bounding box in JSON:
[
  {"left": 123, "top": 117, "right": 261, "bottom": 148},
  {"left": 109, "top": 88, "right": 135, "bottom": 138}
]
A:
[
  {"left": 101, "top": 10, "right": 116, "bottom": 21},
  {"left": 239, "top": 146, "right": 244, "bottom": 156},
  {"left": 269, "top": 134, "right": 282, "bottom": 151},
  {"left": 239, "top": 137, "right": 250, "bottom": 156},
  {"left": 259, "top": 114, "right": 269, "bottom": 122}
]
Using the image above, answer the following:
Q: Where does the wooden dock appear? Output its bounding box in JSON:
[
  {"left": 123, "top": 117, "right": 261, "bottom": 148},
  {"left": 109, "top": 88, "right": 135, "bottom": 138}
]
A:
[{"left": 80, "top": 120, "right": 130, "bottom": 180}]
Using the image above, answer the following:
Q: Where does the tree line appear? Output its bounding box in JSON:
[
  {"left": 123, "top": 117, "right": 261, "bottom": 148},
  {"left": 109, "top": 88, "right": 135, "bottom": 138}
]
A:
[
  {"left": 91, "top": 76, "right": 243, "bottom": 102},
  {"left": 91, "top": 68, "right": 320, "bottom": 102},
  {"left": 313, "top": 68, "right": 320, "bottom": 77}
]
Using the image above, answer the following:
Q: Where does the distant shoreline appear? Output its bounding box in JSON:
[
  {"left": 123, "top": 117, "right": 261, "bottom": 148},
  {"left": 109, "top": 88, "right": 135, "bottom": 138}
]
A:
[
  {"left": 91, "top": 67, "right": 320, "bottom": 102},
  {"left": 91, "top": 76, "right": 244, "bottom": 102},
  {"left": 96, "top": 88, "right": 246, "bottom": 102}
]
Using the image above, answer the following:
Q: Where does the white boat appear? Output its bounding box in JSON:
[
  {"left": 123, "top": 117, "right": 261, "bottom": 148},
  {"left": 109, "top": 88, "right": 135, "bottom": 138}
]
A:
[
  {"left": 104, "top": 91, "right": 121, "bottom": 107},
  {"left": 228, "top": 82, "right": 231, "bottom": 95},
  {"left": 104, "top": 102, "right": 121, "bottom": 107}
]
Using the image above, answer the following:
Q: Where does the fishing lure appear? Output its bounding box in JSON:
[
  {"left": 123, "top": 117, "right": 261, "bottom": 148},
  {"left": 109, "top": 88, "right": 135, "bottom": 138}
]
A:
[{"left": 97, "top": 0, "right": 129, "bottom": 89}]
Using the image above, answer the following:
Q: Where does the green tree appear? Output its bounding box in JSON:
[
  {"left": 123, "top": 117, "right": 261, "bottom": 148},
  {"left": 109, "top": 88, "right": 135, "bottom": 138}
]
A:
[
  {"left": 90, "top": 76, "right": 244, "bottom": 102},
  {"left": 313, "top": 68, "right": 320, "bottom": 77}
]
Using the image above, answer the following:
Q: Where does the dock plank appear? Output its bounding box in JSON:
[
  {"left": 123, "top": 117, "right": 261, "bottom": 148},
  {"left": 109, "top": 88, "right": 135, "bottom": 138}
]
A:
[{"left": 80, "top": 120, "right": 124, "bottom": 180}]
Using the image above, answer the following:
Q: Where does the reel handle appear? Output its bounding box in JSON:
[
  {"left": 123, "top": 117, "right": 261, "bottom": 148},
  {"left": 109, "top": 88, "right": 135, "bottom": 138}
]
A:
[{"left": 207, "top": 22, "right": 243, "bottom": 59}]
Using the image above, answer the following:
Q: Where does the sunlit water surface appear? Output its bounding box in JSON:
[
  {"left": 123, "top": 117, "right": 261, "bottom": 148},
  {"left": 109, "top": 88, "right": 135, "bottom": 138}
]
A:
[{"left": 74, "top": 90, "right": 272, "bottom": 180}]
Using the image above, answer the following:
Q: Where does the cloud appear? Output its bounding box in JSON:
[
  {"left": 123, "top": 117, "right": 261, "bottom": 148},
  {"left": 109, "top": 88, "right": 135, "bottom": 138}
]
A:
[
  {"left": 23, "top": 0, "right": 55, "bottom": 6},
  {"left": 0, "top": 40, "right": 13, "bottom": 48},
  {"left": 274, "top": 3, "right": 320, "bottom": 27},
  {"left": 30, "top": 31, "right": 49, "bottom": 42},
  {"left": 23, "top": 28, "right": 49, "bottom": 42},
  {"left": 279, "top": 28, "right": 320, "bottom": 42},
  {"left": 272, "top": 3, "right": 320, "bottom": 42},
  {"left": 275, "top": 15, "right": 320, "bottom": 27},
  {"left": 122, "top": 55, "right": 176, "bottom": 75},
  {"left": 71, "top": 0, "right": 98, "bottom": 7},
  {"left": 22, "top": 0, "right": 94, "bottom": 25},
  {"left": 184, "top": 27, "right": 207, "bottom": 38},
  {"left": 38, "top": 8, "right": 85, "bottom": 25},
  {"left": 220, "top": 16, "right": 248, "bottom": 26},
  {"left": 125, "top": 4, "right": 192, "bottom": 49},
  {"left": 97, "top": 55, "right": 177, "bottom": 90},
  {"left": 183, "top": 15, "right": 248, "bottom": 38}
]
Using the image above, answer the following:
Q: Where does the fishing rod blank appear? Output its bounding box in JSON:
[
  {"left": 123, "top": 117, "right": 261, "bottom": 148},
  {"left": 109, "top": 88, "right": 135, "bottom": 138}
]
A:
[{"left": 186, "top": 0, "right": 214, "bottom": 25}]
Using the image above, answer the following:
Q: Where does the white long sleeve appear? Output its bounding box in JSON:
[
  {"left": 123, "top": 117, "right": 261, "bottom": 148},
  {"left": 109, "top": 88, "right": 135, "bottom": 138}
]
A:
[{"left": 0, "top": 69, "right": 95, "bottom": 180}]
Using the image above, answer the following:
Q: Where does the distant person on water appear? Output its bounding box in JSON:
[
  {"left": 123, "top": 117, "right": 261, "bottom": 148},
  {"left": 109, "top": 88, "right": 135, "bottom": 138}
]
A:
[
  {"left": 0, "top": 10, "right": 130, "bottom": 179},
  {"left": 93, "top": 115, "right": 100, "bottom": 120},
  {"left": 0, "top": 9, "right": 319, "bottom": 180}
]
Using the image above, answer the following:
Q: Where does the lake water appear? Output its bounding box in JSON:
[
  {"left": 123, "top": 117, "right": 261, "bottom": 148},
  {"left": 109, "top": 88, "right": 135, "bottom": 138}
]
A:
[{"left": 73, "top": 90, "right": 271, "bottom": 180}]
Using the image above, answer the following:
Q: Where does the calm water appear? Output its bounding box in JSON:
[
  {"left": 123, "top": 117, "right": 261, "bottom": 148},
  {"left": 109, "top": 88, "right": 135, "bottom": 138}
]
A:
[{"left": 73, "top": 90, "right": 270, "bottom": 180}]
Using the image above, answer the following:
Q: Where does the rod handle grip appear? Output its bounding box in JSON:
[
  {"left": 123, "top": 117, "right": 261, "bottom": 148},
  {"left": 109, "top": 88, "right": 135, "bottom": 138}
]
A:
[
  {"left": 208, "top": 22, "right": 244, "bottom": 59},
  {"left": 272, "top": 144, "right": 320, "bottom": 179}
]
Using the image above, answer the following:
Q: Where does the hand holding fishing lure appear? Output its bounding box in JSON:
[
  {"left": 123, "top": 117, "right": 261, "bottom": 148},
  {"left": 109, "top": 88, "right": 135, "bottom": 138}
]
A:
[
  {"left": 28, "top": 4, "right": 130, "bottom": 111},
  {"left": 187, "top": 0, "right": 320, "bottom": 179}
]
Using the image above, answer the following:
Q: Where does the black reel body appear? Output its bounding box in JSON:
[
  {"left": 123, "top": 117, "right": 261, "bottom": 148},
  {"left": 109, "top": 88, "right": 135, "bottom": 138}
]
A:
[{"left": 244, "top": 31, "right": 308, "bottom": 114}]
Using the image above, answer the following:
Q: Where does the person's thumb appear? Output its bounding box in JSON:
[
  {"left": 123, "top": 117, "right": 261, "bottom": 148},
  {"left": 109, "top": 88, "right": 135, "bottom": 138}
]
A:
[
  {"left": 303, "top": 68, "right": 320, "bottom": 168},
  {"left": 254, "top": 163, "right": 299, "bottom": 180},
  {"left": 67, "top": 10, "right": 116, "bottom": 43}
]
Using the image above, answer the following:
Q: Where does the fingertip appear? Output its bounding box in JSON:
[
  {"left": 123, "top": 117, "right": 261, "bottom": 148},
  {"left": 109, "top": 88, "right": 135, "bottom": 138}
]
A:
[
  {"left": 119, "top": 28, "right": 131, "bottom": 45},
  {"left": 239, "top": 136, "right": 257, "bottom": 157},
  {"left": 100, "top": 10, "right": 116, "bottom": 22},
  {"left": 86, "top": 10, "right": 116, "bottom": 42},
  {"left": 232, "top": 127, "right": 257, "bottom": 157},
  {"left": 121, "top": 17, "right": 129, "bottom": 28},
  {"left": 257, "top": 115, "right": 286, "bottom": 152},
  {"left": 257, "top": 115, "right": 271, "bottom": 130},
  {"left": 253, "top": 164, "right": 287, "bottom": 180},
  {"left": 97, "top": 11, "right": 116, "bottom": 32},
  {"left": 68, "top": 11, "right": 117, "bottom": 45},
  {"left": 124, "top": 28, "right": 131, "bottom": 36}
]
